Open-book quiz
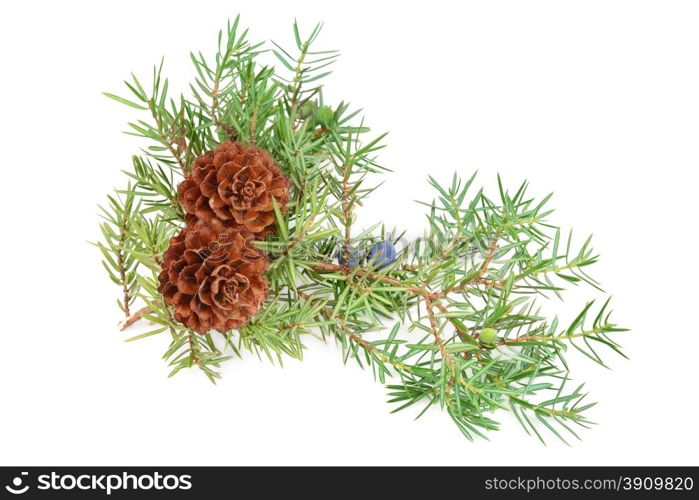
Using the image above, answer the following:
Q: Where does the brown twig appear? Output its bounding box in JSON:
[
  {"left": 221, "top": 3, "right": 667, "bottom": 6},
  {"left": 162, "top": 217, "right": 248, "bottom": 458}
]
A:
[
  {"left": 188, "top": 332, "right": 200, "bottom": 365},
  {"left": 426, "top": 298, "right": 455, "bottom": 369},
  {"left": 436, "top": 233, "right": 501, "bottom": 297},
  {"left": 117, "top": 226, "right": 131, "bottom": 319},
  {"left": 310, "top": 262, "right": 429, "bottom": 296},
  {"left": 435, "top": 303, "right": 469, "bottom": 341},
  {"left": 283, "top": 214, "right": 317, "bottom": 256},
  {"left": 248, "top": 107, "right": 258, "bottom": 143},
  {"left": 209, "top": 72, "right": 237, "bottom": 141},
  {"left": 340, "top": 165, "right": 353, "bottom": 266},
  {"left": 311, "top": 127, "right": 330, "bottom": 139},
  {"left": 288, "top": 44, "right": 310, "bottom": 131},
  {"left": 474, "top": 277, "right": 504, "bottom": 288},
  {"left": 310, "top": 256, "right": 502, "bottom": 300},
  {"left": 481, "top": 232, "right": 500, "bottom": 275},
  {"left": 297, "top": 291, "right": 375, "bottom": 352},
  {"left": 118, "top": 306, "right": 152, "bottom": 330},
  {"left": 148, "top": 102, "right": 188, "bottom": 173},
  {"left": 496, "top": 326, "right": 609, "bottom": 346}
]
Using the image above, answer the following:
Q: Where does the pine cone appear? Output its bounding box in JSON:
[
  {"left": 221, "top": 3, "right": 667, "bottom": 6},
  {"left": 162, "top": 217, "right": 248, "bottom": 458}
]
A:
[
  {"left": 178, "top": 141, "right": 290, "bottom": 235},
  {"left": 158, "top": 218, "right": 269, "bottom": 334}
]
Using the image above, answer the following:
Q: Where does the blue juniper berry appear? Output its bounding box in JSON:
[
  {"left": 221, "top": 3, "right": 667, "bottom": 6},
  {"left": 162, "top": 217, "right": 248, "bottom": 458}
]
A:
[
  {"left": 338, "top": 245, "right": 362, "bottom": 267},
  {"left": 367, "top": 241, "right": 397, "bottom": 269}
]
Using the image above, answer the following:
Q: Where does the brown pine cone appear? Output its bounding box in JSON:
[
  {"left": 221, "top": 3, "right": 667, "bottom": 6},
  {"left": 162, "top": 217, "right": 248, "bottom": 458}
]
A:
[
  {"left": 158, "top": 218, "right": 269, "bottom": 334},
  {"left": 178, "top": 141, "right": 290, "bottom": 235}
]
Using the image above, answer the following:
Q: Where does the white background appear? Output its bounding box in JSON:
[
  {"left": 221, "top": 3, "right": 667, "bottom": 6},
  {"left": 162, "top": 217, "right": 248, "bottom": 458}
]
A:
[{"left": 1, "top": 0, "right": 698, "bottom": 466}]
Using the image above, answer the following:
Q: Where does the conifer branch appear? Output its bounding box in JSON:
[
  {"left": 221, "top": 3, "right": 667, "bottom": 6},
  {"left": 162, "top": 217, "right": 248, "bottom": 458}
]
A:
[
  {"left": 426, "top": 298, "right": 456, "bottom": 369},
  {"left": 117, "top": 222, "right": 132, "bottom": 318},
  {"left": 119, "top": 306, "right": 151, "bottom": 331},
  {"left": 147, "top": 100, "right": 188, "bottom": 173},
  {"left": 98, "top": 16, "right": 629, "bottom": 444}
]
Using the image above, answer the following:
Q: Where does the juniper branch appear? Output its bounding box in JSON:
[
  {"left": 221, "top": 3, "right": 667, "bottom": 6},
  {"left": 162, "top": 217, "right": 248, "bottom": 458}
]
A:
[{"left": 98, "top": 16, "right": 629, "bottom": 444}]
